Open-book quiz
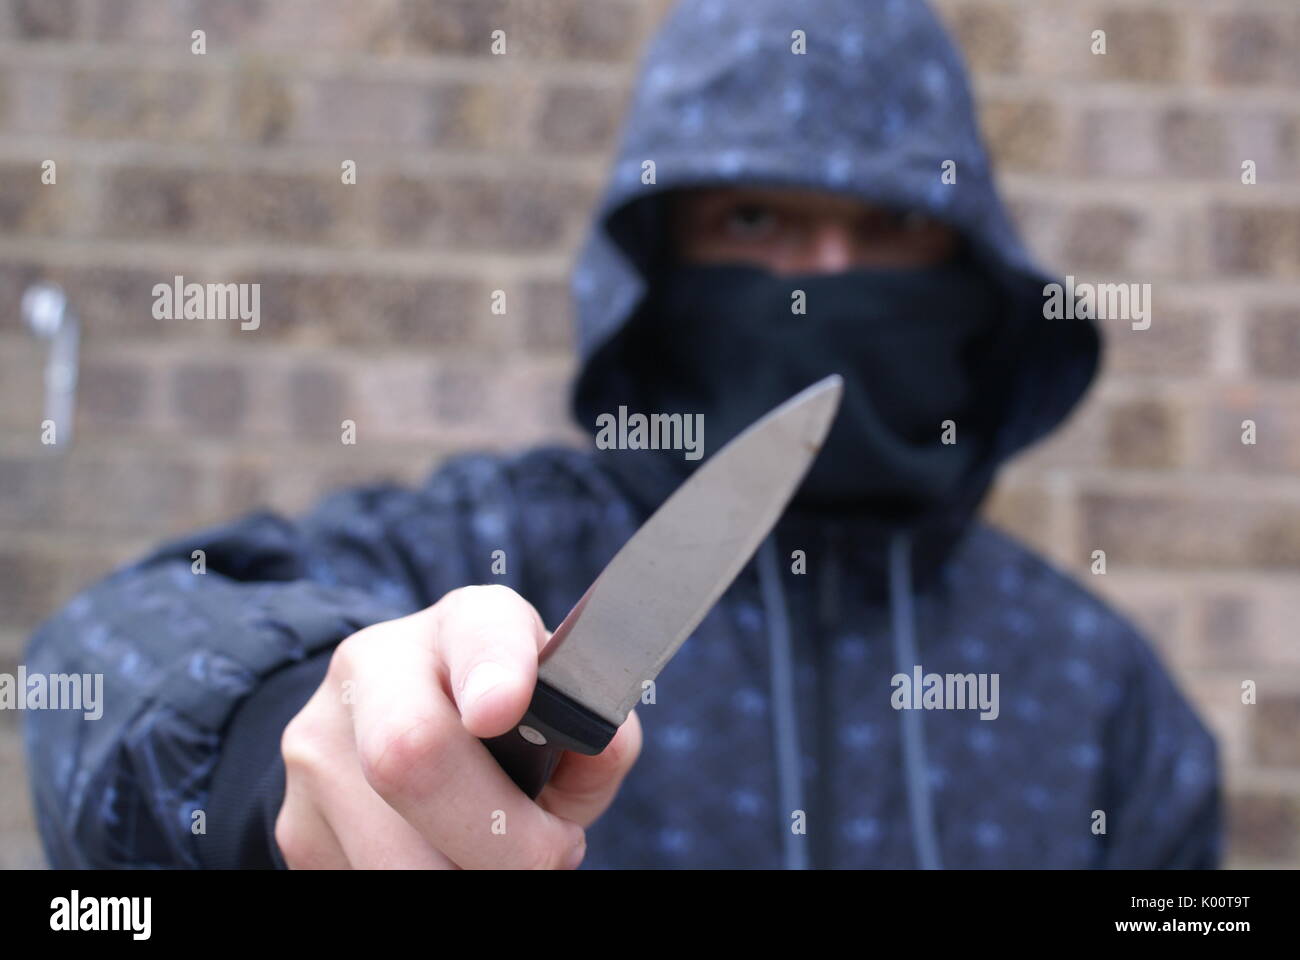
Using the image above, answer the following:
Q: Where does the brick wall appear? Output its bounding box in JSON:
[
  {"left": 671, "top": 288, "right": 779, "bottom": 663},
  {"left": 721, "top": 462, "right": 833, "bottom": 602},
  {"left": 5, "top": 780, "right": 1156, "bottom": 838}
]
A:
[{"left": 0, "top": 0, "right": 1295, "bottom": 868}]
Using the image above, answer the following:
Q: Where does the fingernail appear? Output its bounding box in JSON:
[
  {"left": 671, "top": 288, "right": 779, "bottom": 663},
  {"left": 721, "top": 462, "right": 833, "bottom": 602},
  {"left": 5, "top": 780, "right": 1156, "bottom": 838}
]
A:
[{"left": 461, "top": 662, "right": 511, "bottom": 709}]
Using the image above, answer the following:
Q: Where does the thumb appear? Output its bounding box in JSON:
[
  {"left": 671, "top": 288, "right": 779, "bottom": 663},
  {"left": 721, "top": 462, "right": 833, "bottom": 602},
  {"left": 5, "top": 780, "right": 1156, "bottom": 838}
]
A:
[{"left": 537, "top": 709, "right": 642, "bottom": 828}]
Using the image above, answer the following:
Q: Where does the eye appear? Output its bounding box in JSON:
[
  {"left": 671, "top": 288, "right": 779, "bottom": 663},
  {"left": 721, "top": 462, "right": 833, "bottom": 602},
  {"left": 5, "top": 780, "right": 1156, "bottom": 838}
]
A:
[{"left": 724, "top": 203, "right": 777, "bottom": 238}]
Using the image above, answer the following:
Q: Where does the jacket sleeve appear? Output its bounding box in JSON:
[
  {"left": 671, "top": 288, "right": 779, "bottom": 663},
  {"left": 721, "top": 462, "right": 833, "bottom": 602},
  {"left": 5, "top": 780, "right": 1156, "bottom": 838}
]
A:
[
  {"left": 1100, "top": 631, "right": 1223, "bottom": 869},
  {"left": 22, "top": 476, "right": 487, "bottom": 869}
]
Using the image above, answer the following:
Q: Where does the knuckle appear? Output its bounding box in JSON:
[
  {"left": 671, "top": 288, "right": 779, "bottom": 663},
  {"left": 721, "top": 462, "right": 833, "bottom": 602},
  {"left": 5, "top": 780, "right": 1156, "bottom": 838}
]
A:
[
  {"left": 358, "top": 716, "right": 449, "bottom": 798},
  {"left": 439, "top": 584, "right": 540, "bottom": 630},
  {"left": 273, "top": 806, "right": 307, "bottom": 868},
  {"left": 327, "top": 634, "right": 361, "bottom": 680},
  {"left": 280, "top": 712, "right": 326, "bottom": 780}
]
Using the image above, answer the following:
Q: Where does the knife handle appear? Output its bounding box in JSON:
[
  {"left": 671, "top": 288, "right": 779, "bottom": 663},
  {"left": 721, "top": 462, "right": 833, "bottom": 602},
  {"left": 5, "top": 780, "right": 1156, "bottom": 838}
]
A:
[{"left": 481, "top": 679, "right": 619, "bottom": 799}]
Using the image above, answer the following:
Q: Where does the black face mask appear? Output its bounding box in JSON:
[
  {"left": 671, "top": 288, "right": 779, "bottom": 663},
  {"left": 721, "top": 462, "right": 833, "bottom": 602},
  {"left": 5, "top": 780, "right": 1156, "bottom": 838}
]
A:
[{"left": 625, "top": 258, "right": 1011, "bottom": 516}]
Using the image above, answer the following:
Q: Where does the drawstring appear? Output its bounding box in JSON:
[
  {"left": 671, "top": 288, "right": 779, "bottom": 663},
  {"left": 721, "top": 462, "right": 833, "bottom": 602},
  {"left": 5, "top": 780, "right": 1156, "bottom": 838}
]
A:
[
  {"left": 889, "top": 531, "right": 943, "bottom": 869},
  {"left": 757, "top": 535, "right": 807, "bottom": 870},
  {"left": 756, "top": 529, "right": 942, "bottom": 870}
]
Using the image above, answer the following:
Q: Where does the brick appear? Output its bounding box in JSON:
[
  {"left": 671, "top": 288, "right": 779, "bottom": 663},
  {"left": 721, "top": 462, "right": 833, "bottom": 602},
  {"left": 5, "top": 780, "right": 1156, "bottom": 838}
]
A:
[
  {"left": 7, "top": 66, "right": 68, "bottom": 135},
  {"left": 374, "top": 175, "right": 593, "bottom": 251},
  {"left": 9, "top": 0, "right": 76, "bottom": 40},
  {"left": 1283, "top": 118, "right": 1300, "bottom": 180},
  {"left": 0, "top": 729, "right": 46, "bottom": 868},
  {"left": 88, "top": 0, "right": 187, "bottom": 43},
  {"left": 394, "top": 0, "right": 510, "bottom": 56},
  {"left": 1246, "top": 306, "right": 1300, "bottom": 378},
  {"left": 1094, "top": 9, "right": 1184, "bottom": 84},
  {"left": 522, "top": 279, "right": 574, "bottom": 351},
  {"left": 1228, "top": 790, "right": 1299, "bottom": 863},
  {"left": 0, "top": 161, "right": 70, "bottom": 234},
  {"left": 1080, "top": 493, "right": 1300, "bottom": 570},
  {"left": 58, "top": 264, "right": 212, "bottom": 341},
  {"left": 1255, "top": 584, "right": 1300, "bottom": 668},
  {"left": 1105, "top": 397, "right": 1182, "bottom": 469},
  {"left": 1000, "top": 194, "right": 1059, "bottom": 266},
  {"left": 100, "top": 167, "right": 197, "bottom": 236},
  {"left": 945, "top": 2, "right": 1021, "bottom": 75},
  {"left": 0, "top": 548, "right": 58, "bottom": 629},
  {"left": 353, "top": 364, "right": 440, "bottom": 438},
  {"left": 979, "top": 97, "right": 1060, "bottom": 174},
  {"left": 170, "top": 362, "right": 249, "bottom": 436},
  {"left": 1077, "top": 108, "right": 1161, "bottom": 179},
  {"left": 0, "top": 335, "right": 45, "bottom": 427},
  {"left": 1201, "top": 396, "right": 1300, "bottom": 475},
  {"left": 77, "top": 357, "right": 151, "bottom": 429},
  {"left": 0, "top": 262, "right": 226, "bottom": 342},
  {"left": 1207, "top": 205, "right": 1300, "bottom": 278},
  {"left": 395, "top": 0, "right": 640, "bottom": 61},
  {"left": 0, "top": 456, "right": 58, "bottom": 532},
  {"left": 65, "top": 69, "right": 224, "bottom": 141},
  {"left": 56, "top": 457, "right": 204, "bottom": 533},
  {"left": 281, "top": 78, "right": 518, "bottom": 150},
  {"left": 1208, "top": 12, "right": 1297, "bottom": 87},
  {"left": 1097, "top": 302, "right": 1211, "bottom": 377},
  {"left": 1059, "top": 206, "right": 1143, "bottom": 273},
  {"left": 1254, "top": 694, "right": 1300, "bottom": 768},
  {"left": 234, "top": 63, "right": 294, "bottom": 144},
  {"left": 250, "top": 270, "right": 481, "bottom": 347},
  {"left": 487, "top": 364, "right": 573, "bottom": 443},
  {"left": 89, "top": 0, "right": 371, "bottom": 50},
  {"left": 1014, "top": 5, "right": 1103, "bottom": 83},
  {"left": 186, "top": 0, "right": 268, "bottom": 45},
  {"left": 546, "top": 0, "right": 641, "bottom": 61},
  {"left": 432, "top": 367, "right": 492, "bottom": 424},
  {"left": 1191, "top": 591, "right": 1251, "bottom": 668},
  {"left": 193, "top": 172, "right": 357, "bottom": 245},
  {"left": 286, "top": 365, "right": 347, "bottom": 438},
  {"left": 1224, "top": 111, "right": 1293, "bottom": 185},
  {"left": 200, "top": 0, "right": 397, "bottom": 52},
  {"left": 1159, "top": 107, "right": 1226, "bottom": 179},
  {"left": 102, "top": 168, "right": 358, "bottom": 245},
  {"left": 535, "top": 85, "right": 625, "bottom": 152}
]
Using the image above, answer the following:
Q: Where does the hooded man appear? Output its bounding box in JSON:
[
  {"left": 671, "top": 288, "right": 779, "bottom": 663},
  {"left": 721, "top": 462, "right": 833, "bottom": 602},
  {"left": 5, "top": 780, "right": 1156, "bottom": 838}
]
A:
[{"left": 24, "top": 0, "right": 1220, "bottom": 869}]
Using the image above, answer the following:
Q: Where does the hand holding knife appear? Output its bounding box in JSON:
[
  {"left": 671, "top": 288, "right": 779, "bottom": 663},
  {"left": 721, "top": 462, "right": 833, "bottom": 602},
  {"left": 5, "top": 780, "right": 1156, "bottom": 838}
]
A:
[{"left": 483, "top": 375, "right": 843, "bottom": 796}]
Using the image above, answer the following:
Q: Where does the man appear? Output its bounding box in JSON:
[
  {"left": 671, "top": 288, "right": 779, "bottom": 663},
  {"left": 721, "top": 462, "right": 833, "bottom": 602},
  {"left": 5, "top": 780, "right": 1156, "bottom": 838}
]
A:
[{"left": 24, "top": 0, "right": 1220, "bottom": 869}]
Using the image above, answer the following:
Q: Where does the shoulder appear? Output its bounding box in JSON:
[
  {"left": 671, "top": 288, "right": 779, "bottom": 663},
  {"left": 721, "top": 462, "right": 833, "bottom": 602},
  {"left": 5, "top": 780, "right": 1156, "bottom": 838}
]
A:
[
  {"left": 951, "top": 522, "right": 1149, "bottom": 662},
  {"left": 951, "top": 521, "right": 1219, "bottom": 775}
]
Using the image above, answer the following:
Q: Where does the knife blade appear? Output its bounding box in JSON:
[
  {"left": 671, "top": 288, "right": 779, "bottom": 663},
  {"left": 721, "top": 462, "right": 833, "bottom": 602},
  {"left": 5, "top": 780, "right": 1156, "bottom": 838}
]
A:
[{"left": 482, "top": 374, "right": 843, "bottom": 797}]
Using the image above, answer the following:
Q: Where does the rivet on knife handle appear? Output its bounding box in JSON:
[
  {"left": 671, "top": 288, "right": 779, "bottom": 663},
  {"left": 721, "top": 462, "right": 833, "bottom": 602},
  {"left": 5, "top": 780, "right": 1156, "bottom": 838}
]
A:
[{"left": 481, "top": 680, "right": 618, "bottom": 798}]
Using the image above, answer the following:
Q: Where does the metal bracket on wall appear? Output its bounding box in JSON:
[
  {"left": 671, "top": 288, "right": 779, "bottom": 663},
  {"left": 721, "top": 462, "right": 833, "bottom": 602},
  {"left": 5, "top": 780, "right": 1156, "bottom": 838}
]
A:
[{"left": 21, "top": 284, "right": 80, "bottom": 454}]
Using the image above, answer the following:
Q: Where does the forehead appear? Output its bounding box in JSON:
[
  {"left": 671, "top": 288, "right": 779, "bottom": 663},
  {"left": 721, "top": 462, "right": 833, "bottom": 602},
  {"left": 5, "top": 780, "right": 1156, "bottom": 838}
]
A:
[{"left": 672, "top": 185, "right": 887, "bottom": 217}]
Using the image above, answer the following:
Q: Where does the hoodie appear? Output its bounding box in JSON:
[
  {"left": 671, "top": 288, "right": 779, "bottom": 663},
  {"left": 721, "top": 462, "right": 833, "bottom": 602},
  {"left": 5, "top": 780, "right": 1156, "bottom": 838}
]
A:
[{"left": 23, "top": 0, "right": 1220, "bottom": 869}]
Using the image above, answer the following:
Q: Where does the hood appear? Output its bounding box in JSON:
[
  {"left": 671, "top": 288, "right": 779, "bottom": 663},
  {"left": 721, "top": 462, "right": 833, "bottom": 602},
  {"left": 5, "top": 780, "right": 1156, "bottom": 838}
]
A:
[{"left": 568, "top": 0, "right": 1099, "bottom": 566}]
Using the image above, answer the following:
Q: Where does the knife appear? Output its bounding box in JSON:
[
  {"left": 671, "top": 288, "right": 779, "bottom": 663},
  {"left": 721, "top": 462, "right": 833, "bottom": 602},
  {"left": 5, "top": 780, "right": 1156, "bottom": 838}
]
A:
[{"left": 482, "top": 374, "right": 844, "bottom": 797}]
